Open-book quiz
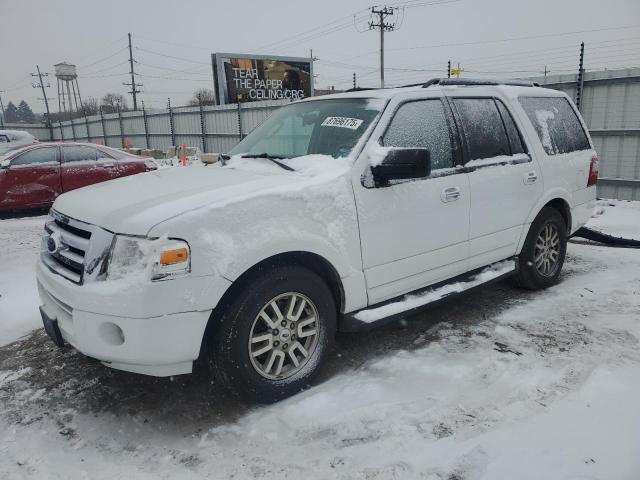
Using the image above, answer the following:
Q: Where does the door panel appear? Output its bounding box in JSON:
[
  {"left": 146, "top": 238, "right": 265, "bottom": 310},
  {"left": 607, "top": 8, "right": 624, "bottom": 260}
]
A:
[
  {"left": 61, "top": 145, "right": 111, "bottom": 191},
  {"left": 354, "top": 97, "right": 471, "bottom": 304},
  {"left": 450, "top": 97, "right": 542, "bottom": 268},
  {"left": 0, "top": 147, "right": 61, "bottom": 210}
]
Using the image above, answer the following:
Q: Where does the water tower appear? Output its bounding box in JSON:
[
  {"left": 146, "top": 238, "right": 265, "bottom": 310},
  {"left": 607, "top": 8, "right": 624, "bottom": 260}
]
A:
[{"left": 54, "top": 62, "right": 83, "bottom": 115}]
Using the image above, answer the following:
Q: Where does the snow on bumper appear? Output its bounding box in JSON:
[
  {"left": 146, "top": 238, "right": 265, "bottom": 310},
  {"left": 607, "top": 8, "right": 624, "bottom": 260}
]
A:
[{"left": 36, "top": 260, "right": 231, "bottom": 376}]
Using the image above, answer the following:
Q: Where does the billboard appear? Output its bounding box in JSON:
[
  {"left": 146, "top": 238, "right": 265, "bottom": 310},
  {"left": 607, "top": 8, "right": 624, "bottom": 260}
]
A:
[{"left": 212, "top": 52, "right": 313, "bottom": 105}]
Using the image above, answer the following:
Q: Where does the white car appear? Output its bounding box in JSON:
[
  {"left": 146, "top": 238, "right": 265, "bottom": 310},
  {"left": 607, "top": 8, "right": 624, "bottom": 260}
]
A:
[
  {"left": 0, "top": 129, "right": 38, "bottom": 157},
  {"left": 36, "top": 79, "right": 598, "bottom": 402}
]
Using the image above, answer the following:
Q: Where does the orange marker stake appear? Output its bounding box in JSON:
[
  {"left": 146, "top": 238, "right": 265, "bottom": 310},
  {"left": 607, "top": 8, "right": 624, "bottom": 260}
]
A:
[{"left": 181, "top": 143, "right": 187, "bottom": 166}]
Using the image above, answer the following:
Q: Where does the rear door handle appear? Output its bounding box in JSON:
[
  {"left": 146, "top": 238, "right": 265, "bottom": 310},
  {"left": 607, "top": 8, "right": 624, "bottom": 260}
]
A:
[
  {"left": 524, "top": 171, "right": 538, "bottom": 185},
  {"left": 441, "top": 187, "right": 461, "bottom": 203},
  {"left": 102, "top": 162, "right": 115, "bottom": 168}
]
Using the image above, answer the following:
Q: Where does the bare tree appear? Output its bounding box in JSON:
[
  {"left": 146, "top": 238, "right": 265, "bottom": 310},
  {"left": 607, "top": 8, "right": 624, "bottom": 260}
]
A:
[
  {"left": 188, "top": 88, "right": 216, "bottom": 106},
  {"left": 80, "top": 97, "right": 99, "bottom": 117},
  {"left": 100, "top": 93, "right": 129, "bottom": 114}
]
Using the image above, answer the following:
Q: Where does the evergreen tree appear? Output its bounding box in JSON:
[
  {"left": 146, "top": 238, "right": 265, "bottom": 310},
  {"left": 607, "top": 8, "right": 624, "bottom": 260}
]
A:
[
  {"left": 4, "top": 102, "right": 18, "bottom": 123},
  {"left": 17, "top": 100, "right": 36, "bottom": 123}
]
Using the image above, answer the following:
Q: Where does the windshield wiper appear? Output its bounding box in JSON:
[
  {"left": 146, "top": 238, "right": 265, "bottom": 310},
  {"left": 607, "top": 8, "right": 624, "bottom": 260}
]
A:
[{"left": 241, "top": 153, "right": 295, "bottom": 172}]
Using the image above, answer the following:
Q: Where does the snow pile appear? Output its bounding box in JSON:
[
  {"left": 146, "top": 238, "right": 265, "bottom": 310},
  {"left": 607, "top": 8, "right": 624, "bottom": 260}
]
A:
[
  {"left": 586, "top": 199, "right": 640, "bottom": 240},
  {"left": 0, "top": 215, "right": 45, "bottom": 346},
  {"left": 355, "top": 260, "right": 515, "bottom": 323}
]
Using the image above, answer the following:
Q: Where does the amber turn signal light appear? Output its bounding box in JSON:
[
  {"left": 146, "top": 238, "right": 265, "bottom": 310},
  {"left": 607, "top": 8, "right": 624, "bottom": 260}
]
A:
[{"left": 159, "top": 247, "right": 189, "bottom": 265}]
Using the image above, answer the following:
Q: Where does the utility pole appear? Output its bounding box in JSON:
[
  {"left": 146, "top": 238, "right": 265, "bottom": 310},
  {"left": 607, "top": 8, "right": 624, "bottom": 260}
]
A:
[
  {"left": 123, "top": 33, "right": 142, "bottom": 111},
  {"left": 543, "top": 65, "right": 549, "bottom": 84},
  {"left": 447, "top": 60, "right": 451, "bottom": 79},
  {"left": 575, "top": 42, "right": 585, "bottom": 112},
  {"left": 353, "top": 72, "right": 357, "bottom": 89},
  {"left": 369, "top": 6, "right": 395, "bottom": 88},
  {"left": 31, "top": 66, "right": 53, "bottom": 138}
]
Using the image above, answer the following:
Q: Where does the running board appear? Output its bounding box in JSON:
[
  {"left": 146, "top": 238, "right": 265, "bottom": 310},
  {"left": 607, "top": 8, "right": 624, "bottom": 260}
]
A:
[{"left": 340, "top": 259, "right": 517, "bottom": 332}]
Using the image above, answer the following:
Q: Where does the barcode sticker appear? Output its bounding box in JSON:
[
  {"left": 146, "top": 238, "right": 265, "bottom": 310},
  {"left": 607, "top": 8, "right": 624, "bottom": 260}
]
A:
[{"left": 321, "top": 116, "right": 364, "bottom": 130}]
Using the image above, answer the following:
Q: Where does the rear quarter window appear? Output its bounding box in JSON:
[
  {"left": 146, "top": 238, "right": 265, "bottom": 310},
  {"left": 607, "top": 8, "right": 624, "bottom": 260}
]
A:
[{"left": 519, "top": 96, "right": 590, "bottom": 155}]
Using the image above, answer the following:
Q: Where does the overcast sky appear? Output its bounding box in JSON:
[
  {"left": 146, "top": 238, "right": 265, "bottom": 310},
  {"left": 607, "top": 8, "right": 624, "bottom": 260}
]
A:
[{"left": 1, "top": 0, "right": 639, "bottom": 113}]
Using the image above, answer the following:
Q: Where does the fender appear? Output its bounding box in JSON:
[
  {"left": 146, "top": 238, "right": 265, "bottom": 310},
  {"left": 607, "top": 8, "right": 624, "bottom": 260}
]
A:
[{"left": 516, "top": 187, "right": 572, "bottom": 253}]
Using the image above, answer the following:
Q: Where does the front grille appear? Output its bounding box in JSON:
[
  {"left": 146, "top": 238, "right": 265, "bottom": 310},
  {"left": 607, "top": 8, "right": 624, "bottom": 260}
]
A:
[{"left": 41, "top": 211, "right": 114, "bottom": 285}]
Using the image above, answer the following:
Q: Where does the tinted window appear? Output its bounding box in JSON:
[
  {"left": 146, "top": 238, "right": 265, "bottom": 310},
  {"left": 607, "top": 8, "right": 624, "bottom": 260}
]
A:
[
  {"left": 11, "top": 147, "right": 58, "bottom": 166},
  {"left": 496, "top": 100, "right": 526, "bottom": 155},
  {"left": 382, "top": 99, "right": 454, "bottom": 170},
  {"left": 62, "top": 146, "right": 97, "bottom": 163},
  {"left": 519, "top": 97, "right": 590, "bottom": 155},
  {"left": 453, "top": 98, "right": 510, "bottom": 161}
]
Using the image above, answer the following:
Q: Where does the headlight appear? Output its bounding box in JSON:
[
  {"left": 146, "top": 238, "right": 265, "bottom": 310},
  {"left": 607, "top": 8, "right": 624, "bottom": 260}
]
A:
[{"left": 107, "top": 235, "right": 190, "bottom": 281}]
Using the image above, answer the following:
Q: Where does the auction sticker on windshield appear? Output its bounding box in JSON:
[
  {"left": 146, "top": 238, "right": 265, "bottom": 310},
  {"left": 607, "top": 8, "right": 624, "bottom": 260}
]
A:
[{"left": 321, "top": 116, "right": 364, "bottom": 130}]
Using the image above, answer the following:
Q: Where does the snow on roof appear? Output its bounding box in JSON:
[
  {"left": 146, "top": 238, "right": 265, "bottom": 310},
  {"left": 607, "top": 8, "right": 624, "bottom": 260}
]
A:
[{"left": 300, "top": 82, "right": 567, "bottom": 103}]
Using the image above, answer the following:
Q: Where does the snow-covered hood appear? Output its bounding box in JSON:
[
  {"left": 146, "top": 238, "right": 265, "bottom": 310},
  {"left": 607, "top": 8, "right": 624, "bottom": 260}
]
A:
[{"left": 53, "top": 155, "right": 350, "bottom": 236}]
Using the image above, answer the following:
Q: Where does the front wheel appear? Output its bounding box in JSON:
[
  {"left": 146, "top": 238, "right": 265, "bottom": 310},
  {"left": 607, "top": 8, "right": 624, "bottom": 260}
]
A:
[
  {"left": 514, "top": 207, "right": 567, "bottom": 290},
  {"left": 208, "top": 265, "right": 336, "bottom": 403}
]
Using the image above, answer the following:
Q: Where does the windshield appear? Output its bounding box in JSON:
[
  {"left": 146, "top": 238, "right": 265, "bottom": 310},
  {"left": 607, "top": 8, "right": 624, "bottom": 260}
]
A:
[{"left": 229, "top": 98, "right": 385, "bottom": 159}]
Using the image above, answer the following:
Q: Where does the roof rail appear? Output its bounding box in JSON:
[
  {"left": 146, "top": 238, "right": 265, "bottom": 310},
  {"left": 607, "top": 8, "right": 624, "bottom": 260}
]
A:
[
  {"left": 420, "top": 78, "right": 540, "bottom": 88},
  {"left": 345, "top": 87, "right": 380, "bottom": 92}
]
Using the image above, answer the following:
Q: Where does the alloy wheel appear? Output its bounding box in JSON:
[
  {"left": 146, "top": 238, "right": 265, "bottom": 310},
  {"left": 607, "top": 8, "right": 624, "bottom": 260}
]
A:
[
  {"left": 248, "top": 292, "right": 320, "bottom": 380},
  {"left": 534, "top": 223, "right": 561, "bottom": 277}
]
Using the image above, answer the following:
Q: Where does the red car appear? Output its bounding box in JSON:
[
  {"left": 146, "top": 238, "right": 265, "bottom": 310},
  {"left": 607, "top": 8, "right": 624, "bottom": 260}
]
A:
[{"left": 0, "top": 142, "right": 157, "bottom": 212}]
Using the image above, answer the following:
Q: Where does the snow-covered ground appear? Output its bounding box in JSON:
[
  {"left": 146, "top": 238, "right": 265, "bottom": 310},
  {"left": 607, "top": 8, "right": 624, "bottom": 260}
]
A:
[
  {"left": 588, "top": 199, "right": 640, "bottom": 240},
  {"left": 0, "top": 202, "right": 639, "bottom": 479}
]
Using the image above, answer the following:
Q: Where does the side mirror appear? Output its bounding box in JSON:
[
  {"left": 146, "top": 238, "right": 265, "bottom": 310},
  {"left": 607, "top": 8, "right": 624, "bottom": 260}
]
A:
[
  {"left": 371, "top": 148, "right": 431, "bottom": 187},
  {"left": 0, "top": 159, "right": 10, "bottom": 170}
]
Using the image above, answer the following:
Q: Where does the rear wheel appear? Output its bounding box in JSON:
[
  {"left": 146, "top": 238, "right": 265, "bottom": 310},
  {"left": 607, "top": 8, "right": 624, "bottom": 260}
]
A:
[
  {"left": 514, "top": 207, "right": 567, "bottom": 290},
  {"left": 208, "top": 265, "right": 336, "bottom": 403}
]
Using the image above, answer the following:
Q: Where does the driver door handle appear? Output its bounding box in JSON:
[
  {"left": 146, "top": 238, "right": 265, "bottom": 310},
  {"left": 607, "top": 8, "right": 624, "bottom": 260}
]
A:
[{"left": 441, "top": 186, "right": 461, "bottom": 203}]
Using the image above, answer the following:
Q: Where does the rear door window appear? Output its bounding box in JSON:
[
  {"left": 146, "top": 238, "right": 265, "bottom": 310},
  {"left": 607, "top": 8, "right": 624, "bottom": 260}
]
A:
[
  {"left": 452, "top": 98, "right": 511, "bottom": 161},
  {"left": 11, "top": 147, "right": 58, "bottom": 167},
  {"left": 62, "top": 146, "right": 98, "bottom": 163},
  {"left": 382, "top": 99, "right": 455, "bottom": 171},
  {"left": 519, "top": 97, "right": 590, "bottom": 155}
]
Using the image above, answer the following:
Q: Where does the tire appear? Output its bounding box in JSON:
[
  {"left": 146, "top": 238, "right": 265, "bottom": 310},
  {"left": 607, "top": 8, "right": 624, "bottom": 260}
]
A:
[
  {"left": 208, "top": 265, "right": 336, "bottom": 403},
  {"left": 514, "top": 207, "right": 567, "bottom": 290}
]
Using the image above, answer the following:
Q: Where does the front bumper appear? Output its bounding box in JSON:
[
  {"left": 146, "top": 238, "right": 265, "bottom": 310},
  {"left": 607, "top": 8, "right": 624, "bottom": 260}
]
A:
[{"left": 36, "top": 260, "right": 230, "bottom": 376}]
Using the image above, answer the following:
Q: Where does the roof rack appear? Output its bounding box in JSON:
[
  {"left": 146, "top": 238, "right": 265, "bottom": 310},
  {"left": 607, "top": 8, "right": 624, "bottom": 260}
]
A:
[
  {"left": 345, "top": 87, "right": 380, "bottom": 92},
  {"left": 420, "top": 78, "right": 540, "bottom": 88}
]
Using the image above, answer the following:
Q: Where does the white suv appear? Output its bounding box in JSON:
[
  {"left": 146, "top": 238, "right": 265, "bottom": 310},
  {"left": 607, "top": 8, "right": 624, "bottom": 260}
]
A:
[{"left": 36, "top": 79, "right": 598, "bottom": 402}]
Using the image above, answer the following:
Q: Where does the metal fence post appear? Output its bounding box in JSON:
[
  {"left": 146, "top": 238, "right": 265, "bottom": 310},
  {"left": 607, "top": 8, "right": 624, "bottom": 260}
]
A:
[
  {"left": 99, "top": 108, "right": 107, "bottom": 145},
  {"left": 167, "top": 98, "right": 176, "bottom": 147},
  {"left": 59, "top": 121, "right": 65, "bottom": 141},
  {"left": 142, "top": 101, "right": 150, "bottom": 150},
  {"left": 198, "top": 94, "right": 207, "bottom": 153},
  {"left": 236, "top": 101, "right": 243, "bottom": 140},
  {"left": 85, "top": 115, "right": 91, "bottom": 143},
  {"left": 70, "top": 117, "right": 77, "bottom": 141},
  {"left": 117, "top": 106, "right": 125, "bottom": 148}
]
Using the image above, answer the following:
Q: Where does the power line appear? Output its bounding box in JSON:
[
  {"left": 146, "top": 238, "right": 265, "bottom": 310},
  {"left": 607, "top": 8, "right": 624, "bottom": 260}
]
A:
[
  {"left": 134, "top": 46, "right": 211, "bottom": 65},
  {"left": 77, "top": 46, "right": 128, "bottom": 69}
]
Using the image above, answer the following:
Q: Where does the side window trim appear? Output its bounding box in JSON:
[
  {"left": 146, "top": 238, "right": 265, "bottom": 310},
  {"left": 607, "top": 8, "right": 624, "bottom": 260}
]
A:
[
  {"left": 493, "top": 98, "right": 529, "bottom": 156},
  {"left": 449, "top": 95, "right": 531, "bottom": 169}
]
